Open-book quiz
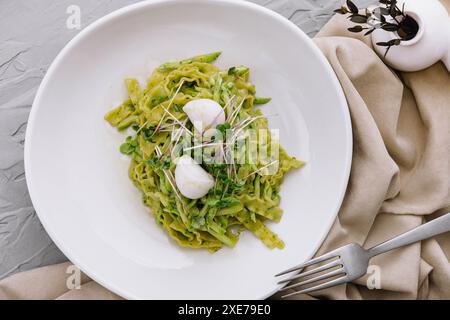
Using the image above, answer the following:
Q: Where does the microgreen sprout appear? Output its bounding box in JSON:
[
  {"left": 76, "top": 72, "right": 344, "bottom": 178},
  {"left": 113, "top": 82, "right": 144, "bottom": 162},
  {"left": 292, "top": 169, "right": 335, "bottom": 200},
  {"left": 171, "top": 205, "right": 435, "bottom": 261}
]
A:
[{"left": 119, "top": 136, "right": 139, "bottom": 156}]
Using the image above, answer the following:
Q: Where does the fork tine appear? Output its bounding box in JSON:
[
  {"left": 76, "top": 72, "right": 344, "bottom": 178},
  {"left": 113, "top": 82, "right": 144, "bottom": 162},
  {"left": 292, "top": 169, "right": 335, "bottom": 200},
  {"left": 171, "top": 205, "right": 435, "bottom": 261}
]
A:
[
  {"left": 281, "top": 276, "right": 348, "bottom": 298},
  {"left": 275, "top": 249, "right": 340, "bottom": 277},
  {"left": 280, "top": 268, "right": 345, "bottom": 291},
  {"left": 277, "top": 259, "right": 342, "bottom": 284}
]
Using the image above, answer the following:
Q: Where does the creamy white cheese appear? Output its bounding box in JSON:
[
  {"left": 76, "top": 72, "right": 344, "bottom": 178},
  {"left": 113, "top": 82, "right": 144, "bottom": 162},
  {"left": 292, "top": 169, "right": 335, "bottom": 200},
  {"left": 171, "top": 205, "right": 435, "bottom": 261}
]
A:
[
  {"left": 182, "top": 98, "right": 225, "bottom": 133},
  {"left": 175, "top": 155, "right": 215, "bottom": 199}
]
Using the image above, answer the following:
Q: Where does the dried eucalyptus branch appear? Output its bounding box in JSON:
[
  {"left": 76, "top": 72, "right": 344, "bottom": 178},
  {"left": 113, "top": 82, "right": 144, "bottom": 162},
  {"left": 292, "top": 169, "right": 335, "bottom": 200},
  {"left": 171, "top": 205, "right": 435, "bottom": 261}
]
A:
[{"left": 334, "top": 0, "right": 419, "bottom": 57}]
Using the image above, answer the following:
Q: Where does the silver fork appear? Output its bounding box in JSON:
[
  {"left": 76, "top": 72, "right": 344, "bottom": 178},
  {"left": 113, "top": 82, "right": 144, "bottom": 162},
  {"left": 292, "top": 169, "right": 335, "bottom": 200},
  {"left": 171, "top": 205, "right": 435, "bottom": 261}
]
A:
[{"left": 275, "top": 211, "right": 450, "bottom": 298}]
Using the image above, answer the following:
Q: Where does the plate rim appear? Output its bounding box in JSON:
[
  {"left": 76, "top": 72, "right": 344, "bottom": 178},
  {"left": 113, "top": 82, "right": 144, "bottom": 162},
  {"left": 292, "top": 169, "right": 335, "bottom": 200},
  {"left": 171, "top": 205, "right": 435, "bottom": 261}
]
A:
[{"left": 24, "top": 0, "right": 352, "bottom": 300}]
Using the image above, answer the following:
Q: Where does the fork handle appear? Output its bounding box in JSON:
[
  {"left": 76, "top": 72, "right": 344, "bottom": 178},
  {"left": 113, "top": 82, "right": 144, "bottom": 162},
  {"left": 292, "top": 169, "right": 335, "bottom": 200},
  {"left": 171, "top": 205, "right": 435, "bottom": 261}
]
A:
[{"left": 367, "top": 212, "right": 450, "bottom": 258}]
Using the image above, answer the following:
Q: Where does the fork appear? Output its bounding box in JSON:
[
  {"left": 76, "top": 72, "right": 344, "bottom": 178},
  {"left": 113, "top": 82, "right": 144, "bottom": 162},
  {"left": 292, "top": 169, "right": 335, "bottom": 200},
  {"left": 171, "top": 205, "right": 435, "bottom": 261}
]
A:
[{"left": 275, "top": 212, "right": 450, "bottom": 298}]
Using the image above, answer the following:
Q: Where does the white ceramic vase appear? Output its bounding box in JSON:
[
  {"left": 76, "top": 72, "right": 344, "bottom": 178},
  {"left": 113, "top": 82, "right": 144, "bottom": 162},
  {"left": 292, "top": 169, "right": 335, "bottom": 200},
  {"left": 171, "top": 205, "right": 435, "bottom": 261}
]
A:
[{"left": 371, "top": 0, "right": 450, "bottom": 72}]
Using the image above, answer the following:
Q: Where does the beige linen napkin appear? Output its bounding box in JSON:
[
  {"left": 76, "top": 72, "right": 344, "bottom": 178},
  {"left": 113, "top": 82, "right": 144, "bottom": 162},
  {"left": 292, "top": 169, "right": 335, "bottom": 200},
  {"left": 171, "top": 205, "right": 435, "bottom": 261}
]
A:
[{"left": 1, "top": 2, "right": 449, "bottom": 300}]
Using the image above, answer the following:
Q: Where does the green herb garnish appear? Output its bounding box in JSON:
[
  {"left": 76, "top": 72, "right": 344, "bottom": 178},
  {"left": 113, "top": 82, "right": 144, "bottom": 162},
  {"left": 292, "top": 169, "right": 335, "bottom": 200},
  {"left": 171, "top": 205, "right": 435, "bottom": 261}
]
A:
[
  {"left": 119, "top": 136, "right": 138, "bottom": 155},
  {"left": 147, "top": 157, "right": 171, "bottom": 170}
]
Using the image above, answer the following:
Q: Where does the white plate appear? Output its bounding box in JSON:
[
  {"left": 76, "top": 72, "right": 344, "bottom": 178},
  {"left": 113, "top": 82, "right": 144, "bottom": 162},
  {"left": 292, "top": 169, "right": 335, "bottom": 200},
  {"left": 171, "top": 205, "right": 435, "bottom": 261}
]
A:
[{"left": 25, "top": 0, "right": 351, "bottom": 299}]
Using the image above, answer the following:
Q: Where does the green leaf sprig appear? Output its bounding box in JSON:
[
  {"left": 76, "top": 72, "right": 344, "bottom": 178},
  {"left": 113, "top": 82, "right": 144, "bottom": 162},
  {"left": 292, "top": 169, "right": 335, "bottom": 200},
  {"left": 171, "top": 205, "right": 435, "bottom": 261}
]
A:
[
  {"left": 119, "top": 136, "right": 140, "bottom": 159},
  {"left": 146, "top": 157, "right": 171, "bottom": 170}
]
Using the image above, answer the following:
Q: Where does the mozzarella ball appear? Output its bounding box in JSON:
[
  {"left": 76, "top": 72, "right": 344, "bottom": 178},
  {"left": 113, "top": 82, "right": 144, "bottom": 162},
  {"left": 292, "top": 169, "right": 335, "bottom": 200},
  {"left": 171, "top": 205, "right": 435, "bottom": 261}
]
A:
[
  {"left": 175, "top": 155, "right": 215, "bottom": 199},
  {"left": 183, "top": 98, "right": 225, "bottom": 133}
]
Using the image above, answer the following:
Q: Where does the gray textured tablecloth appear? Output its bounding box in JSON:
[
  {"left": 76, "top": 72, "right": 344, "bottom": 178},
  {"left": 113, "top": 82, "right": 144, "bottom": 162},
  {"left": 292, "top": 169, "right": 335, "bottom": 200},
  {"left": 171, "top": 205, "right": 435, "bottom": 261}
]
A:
[{"left": 0, "top": 0, "right": 376, "bottom": 280}]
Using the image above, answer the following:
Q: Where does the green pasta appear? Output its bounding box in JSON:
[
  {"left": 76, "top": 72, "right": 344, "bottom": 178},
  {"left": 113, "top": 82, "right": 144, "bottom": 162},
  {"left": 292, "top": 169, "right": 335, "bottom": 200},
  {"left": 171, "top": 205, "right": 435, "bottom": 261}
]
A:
[{"left": 105, "top": 52, "right": 304, "bottom": 252}]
